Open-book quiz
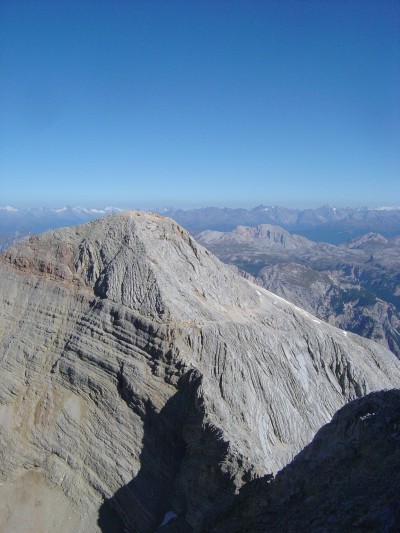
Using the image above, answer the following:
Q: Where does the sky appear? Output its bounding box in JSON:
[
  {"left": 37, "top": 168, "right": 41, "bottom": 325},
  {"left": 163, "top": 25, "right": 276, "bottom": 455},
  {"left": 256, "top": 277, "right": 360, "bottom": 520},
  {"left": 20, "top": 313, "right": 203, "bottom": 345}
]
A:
[{"left": 0, "top": 0, "right": 399, "bottom": 209}]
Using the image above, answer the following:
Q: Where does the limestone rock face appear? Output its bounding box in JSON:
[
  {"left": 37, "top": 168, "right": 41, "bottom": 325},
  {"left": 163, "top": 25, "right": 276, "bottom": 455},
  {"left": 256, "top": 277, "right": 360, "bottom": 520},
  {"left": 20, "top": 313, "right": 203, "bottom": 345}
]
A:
[{"left": 0, "top": 211, "right": 399, "bottom": 532}]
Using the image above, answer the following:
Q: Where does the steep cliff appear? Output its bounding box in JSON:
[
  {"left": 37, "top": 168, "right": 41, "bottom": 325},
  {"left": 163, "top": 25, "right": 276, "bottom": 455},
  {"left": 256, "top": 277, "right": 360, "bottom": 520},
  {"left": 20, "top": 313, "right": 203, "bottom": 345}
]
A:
[{"left": 0, "top": 211, "right": 399, "bottom": 532}]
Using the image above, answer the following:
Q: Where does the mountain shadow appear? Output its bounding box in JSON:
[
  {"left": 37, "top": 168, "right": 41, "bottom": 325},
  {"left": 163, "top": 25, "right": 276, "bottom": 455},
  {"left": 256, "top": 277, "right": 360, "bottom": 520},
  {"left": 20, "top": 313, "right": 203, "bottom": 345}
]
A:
[
  {"left": 211, "top": 389, "right": 400, "bottom": 532},
  {"left": 97, "top": 369, "right": 240, "bottom": 533}
]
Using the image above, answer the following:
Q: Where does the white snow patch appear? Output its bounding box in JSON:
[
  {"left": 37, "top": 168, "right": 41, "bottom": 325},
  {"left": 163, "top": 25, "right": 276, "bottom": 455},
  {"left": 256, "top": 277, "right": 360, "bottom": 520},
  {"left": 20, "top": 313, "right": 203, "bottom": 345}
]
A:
[
  {"left": 312, "top": 319, "right": 321, "bottom": 323},
  {"left": 294, "top": 305, "right": 309, "bottom": 316},
  {"left": 343, "top": 330, "right": 348, "bottom": 336},
  {"left": 0, "top": 205, "right": 18, "bottom": 212},
  {"left": 374, "top": 206, "right": 400, "bottom": 211},
  {"left": 160, "top": 511, "right": 178, "bottom": 527},
  {"left": 360, "top": 412, "right": 376, "bottom": 421}
]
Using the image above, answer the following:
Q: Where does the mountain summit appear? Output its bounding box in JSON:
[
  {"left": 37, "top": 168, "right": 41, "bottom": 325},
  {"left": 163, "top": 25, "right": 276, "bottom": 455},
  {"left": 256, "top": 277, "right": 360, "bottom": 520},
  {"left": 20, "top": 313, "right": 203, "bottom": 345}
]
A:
[{"left": 0, "top": 211, "right": 399, "bottom": 532}]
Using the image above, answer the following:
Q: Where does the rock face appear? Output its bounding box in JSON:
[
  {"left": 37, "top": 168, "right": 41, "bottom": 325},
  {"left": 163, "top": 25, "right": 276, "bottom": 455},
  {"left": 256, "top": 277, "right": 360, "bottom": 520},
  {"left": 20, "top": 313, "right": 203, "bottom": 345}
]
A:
[
  {"left": 257, "top": 262, "right": 400, "bottom": 357},
  {"left": 212, "top": 389, "right": 400, "bottom": 532},
  {"left": 0, "top": 211, "right": 399, "bottom": 532}
]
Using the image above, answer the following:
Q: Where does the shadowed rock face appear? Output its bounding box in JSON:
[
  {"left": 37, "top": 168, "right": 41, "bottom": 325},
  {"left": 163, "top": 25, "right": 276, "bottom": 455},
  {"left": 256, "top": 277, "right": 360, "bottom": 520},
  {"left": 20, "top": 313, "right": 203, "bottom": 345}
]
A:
[
  {"left": 0, "top": 211, "right": 399, "bottom": 532},
  {"left": 211, "top": 389, "right": 400, "bottom": 533}
]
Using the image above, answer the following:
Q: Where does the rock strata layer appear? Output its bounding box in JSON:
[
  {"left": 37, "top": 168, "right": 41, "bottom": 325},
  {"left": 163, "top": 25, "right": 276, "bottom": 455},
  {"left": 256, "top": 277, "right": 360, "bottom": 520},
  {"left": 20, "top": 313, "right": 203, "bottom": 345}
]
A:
[{"left": 0, "top": 211, "right": 399, "bottom": 532}]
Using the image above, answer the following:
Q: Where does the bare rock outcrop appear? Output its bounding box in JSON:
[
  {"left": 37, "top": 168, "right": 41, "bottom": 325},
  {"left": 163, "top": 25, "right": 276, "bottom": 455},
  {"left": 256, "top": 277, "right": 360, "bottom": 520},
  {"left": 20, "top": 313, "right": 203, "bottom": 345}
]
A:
[{"left": 0, "top": 211, "right": 399, "bottom": 532}]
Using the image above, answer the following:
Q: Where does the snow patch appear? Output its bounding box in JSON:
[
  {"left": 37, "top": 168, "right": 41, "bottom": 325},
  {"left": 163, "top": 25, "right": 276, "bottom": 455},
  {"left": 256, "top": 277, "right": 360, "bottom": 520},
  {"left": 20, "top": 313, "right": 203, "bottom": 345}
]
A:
[
  {"left": 373, "top": 206, "right": 400, "bottom": 211},
  {"left": 160, "top": 511, "right": 178, "bottom": 527},
  {"left": 294, "top": 305, "right": 309, "bottom": 316},
  {"left": 0, "top": 205, "right": 18, "bottom": 212}
]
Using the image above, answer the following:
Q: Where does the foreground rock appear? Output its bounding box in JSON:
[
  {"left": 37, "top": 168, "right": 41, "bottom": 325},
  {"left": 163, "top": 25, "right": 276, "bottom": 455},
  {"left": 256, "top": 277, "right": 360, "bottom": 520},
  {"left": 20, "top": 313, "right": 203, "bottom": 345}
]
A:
[
  {"left": 0, "top": 211, "right": 399, "bottom": 532},
  {"left": 212, "top": 389, "right": 400, "bottom": 532}
]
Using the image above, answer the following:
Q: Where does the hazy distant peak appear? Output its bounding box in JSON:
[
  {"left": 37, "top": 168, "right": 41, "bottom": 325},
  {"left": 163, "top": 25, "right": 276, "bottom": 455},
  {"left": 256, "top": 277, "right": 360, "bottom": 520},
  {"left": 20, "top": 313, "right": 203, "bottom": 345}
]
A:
[
  {"left": 373, "top": 206, "right": 400, "bottom": 211},
  {"left": 0, "top": 205, "right": 18, "bottom": 212},
  {"left": 344, "top": 232, "right": 389, "bottom": 249},
  {"left": 198, "top": 223, "right": 314, "bottom": 251}
]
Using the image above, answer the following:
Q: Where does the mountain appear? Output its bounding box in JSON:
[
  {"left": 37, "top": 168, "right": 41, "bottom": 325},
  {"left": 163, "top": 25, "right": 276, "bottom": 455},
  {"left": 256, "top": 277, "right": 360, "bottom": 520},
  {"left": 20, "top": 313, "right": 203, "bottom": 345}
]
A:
[
  {"left": 0, "top": 230, "right": 31, "bottom": 253},
  {"left": 211, "top": 389, "right": 400, "bottom": 532},
  {"left": 0, "top": 205, "right": 121, "bottom": 242},
  {"left": 0, "top": 211, "right": 399, "bottom": 532},
  {"left": 197, "top": 225, "right": 400, "bottom": 357},
  {"left": 161, "top": 205, "right": 400, "bottom": 243},
  {"left": 2, "top": 204, "right": 400, "bottom": 250},
  {"left": 198, "top": 224, "right": 314, "bottom": 252}
]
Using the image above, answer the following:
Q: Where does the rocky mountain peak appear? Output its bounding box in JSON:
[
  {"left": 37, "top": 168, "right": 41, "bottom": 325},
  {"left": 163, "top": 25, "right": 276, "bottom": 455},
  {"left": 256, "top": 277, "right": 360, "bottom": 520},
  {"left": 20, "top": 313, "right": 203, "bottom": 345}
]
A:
[
  {"left": 1, "top": 211, "right": 259, "bottom": 324},
  {"left": 198, "top": 223, "right": 313, "bottom": 251},
  {"left": 0, "top": 212, "right": 399, "bottom": 532}
]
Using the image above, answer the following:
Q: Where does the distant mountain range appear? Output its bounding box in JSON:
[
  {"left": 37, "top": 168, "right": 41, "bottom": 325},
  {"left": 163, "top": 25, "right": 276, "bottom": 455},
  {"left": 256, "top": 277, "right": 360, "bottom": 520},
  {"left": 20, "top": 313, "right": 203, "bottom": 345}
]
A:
[
  {"left": 0, "top": 205, "right": 122, "bottom": 251},
  {"left": 1, "top": 204, "right": 400, "bottom": 244},
  {"left": 0, "top": 205, "right": 121, "bottom": 233},
  {"left": 161, "top": 204, "right": 400, "bottom": 243}
]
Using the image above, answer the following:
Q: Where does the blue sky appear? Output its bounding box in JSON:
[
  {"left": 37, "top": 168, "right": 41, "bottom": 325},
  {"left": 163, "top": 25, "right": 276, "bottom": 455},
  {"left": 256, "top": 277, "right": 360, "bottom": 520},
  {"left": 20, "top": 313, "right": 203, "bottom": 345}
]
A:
[{"left": 1, "top": 0, "right": 399, "bottom": 208}]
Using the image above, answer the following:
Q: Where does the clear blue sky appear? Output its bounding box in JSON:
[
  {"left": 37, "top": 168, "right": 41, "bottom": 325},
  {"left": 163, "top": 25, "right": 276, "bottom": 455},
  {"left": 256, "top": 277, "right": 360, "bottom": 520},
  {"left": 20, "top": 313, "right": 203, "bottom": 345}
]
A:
[{"left": 1, "top": 0, "right": 399, "bottom": 208}]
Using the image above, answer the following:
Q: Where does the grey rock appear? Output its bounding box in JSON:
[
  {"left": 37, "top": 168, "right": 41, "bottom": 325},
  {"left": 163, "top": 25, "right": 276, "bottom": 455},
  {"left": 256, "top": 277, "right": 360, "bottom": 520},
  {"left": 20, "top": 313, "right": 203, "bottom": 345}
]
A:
[{"left": 0, "top": 211, "right": 399, "bottom": 532}]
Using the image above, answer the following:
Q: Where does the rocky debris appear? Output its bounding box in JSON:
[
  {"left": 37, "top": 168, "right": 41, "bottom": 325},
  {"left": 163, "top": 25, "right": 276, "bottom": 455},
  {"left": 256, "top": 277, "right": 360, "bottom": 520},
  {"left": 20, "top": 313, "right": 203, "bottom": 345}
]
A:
[
  {"left": 211, "top": 389, "right": 400, "bottom": 532},
  {"left": 0, "top": 211, "right": 399, "bottom": 532}
]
